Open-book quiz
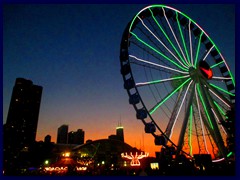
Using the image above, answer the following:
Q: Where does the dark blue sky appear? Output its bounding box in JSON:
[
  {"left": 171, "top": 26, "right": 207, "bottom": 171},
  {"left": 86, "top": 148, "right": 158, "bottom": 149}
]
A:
[{"left": 3, "top": 4, "right": 235, "bottom": 155}]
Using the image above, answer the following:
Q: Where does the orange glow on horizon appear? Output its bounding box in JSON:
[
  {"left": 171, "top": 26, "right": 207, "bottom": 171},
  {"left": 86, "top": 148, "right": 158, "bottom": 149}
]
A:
[{"left": 36, "top": 116, "right": 217, "bottom": 158}]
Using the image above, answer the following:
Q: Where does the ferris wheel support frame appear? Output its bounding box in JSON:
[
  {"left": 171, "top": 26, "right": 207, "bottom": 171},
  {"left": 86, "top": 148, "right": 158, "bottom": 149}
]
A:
[{"left": 198, "top": 81, "right": 227, "bottom": 159}]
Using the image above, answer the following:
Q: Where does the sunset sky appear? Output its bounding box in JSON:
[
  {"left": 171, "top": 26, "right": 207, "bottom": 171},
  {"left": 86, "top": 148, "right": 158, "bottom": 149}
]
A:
[{"left": 3, "top": 3, "right": 235, "bottom": 156}]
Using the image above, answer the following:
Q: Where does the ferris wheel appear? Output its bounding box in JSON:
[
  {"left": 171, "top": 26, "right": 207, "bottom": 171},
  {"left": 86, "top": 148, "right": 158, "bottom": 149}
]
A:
[{"left": 120, "top": 5, "right": 235, "bottom": 161}]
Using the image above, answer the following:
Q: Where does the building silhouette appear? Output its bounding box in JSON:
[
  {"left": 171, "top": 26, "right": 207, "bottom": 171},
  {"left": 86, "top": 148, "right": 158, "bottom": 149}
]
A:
[
  {"left": 4, "top": 78, "right": 43, "bottom": 151},
  {"left": 44, "top": 135, "right": 52, "bottom": 143},
  {"left": 3, "top": 78, "right": 43, "bottom": 174},
  {"left": 116, "top": 125, "right": 124, "bottom": 142},
  {"left": 68, "top": 129, "right": 85, "bottom": 145},
  {"left": 57, "top": 124, "right": 69, "bottom": 144},
  {"left": 108, "top": 121, "right": 124, "bottom": 142}
]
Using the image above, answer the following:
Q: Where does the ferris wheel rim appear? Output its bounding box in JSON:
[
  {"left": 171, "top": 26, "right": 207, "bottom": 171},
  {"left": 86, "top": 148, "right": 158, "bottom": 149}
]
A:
[{"left": 120, "top": 4, "right": 235, "bottom": 161}]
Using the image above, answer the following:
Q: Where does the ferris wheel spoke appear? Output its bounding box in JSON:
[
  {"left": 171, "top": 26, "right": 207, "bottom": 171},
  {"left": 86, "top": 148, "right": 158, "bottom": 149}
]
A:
[
  {"left": 195, "top": 84, "right": 210, "bottom": 154},
  {"left": 188, "top": 20, "right": 194, "bottom": 66},
  {"left": 149, "top": 77, "right": 191, "bottom": 115},
  {"left": 162, "top": 8, "right": 189, "bottom": 67},
  {"left": 129, "top": 54, "right": 188, "bottom": 74},
  {"left": 209, "top": 89, "right": 231, "bottom": 108},
  {"left": 136, "top": 75, "right": 190, "bottom": 87},
  {"left": 201, "top": 79, "right": 235, "bottom": 108},
  {"left": 202, "top": 82, "right": 229, "bottom": 136},
  {"left": 203, "top": 45, "right": 214, "bottom": 61},
  {"left": 196, "top": 84, "right": 214, "bottom": 130},
  {"left": 137, "top": 16, "right": 189, "bottom": 69},
  {"left": 164, "top": 88, "right": 183, "bottom": 140},
  {"left": 197, "top": 83, "right": 228, "bottom": 159},
  {"left": 148, "top": 8, "right": 189, "bottom": 68},
  {"left": 213, "top": 101, "right": 227, "bottom": 117},
  {"left": 128, "top": 32, "right": 189, "bottom": 71},
  {"left": 203, "top": 81, "right": 234, "bottom": 108},
  {"left": 194, "top": 31, "right": 204, "bottom": 67},
  {"left": 211, "top": 108, "right": 227, "bottom": 135},
  {"left": 210, "top": 61, "right": 224, "bottom": 68},
  {"left": 176, "top": 12, "right": 191, "bottom": 65},
  {"left": 211, "top": 76, "right": 232, "bottom": 80},
  {"left": 167, "top": 80, "right": 193, "bottom": 140},
  {"left": 209, "top": 83, "right": 235, "bottom": 97},
  {"left": 177, "top": 81, "right": 195, "bottom": 153}
]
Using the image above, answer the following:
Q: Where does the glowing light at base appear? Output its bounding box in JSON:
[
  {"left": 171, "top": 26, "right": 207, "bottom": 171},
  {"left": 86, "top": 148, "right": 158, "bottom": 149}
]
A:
[
  {"left": 76, "top": 167, "right": 87, "bottom": 171},
  {"left": 62, "top": 152, "right": 71, "bottom": 157},
  {"left": 44, "top": 166, "right": 68, "bottom": 172},
  {"left": 150, "top": 163, "right": 159, "bottom": 170},
  {"left": 44, "top": 166, "right": 87, "bottom": 172},
  {"left": 121, "top": 152, "right": 149, "bottom": 166}
]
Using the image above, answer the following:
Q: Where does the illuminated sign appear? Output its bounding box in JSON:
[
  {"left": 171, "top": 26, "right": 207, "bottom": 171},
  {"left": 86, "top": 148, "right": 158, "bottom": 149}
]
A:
[{"left": 121, "top": 152, "right": 149, "bottom": 166}]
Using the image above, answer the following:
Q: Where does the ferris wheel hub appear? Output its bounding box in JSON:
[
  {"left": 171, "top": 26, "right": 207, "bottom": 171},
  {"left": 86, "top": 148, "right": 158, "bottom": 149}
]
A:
[
  {"left": 198, "top": 60, "right": 213, "bottom": 80},
  {"left": 188, "top": 67, "right": 198, "bottom": 81}
]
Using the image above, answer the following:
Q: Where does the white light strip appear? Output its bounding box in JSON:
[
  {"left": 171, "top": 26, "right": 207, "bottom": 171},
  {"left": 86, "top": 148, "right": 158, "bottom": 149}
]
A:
[
  {"left": 212, "top": 158, "right": 225, "bottom": 163},
  {"left": 169, "top": 80, "right": 193, "bottom": 139},
  {"left": 211, "top": 108, "right": 227, "bottom": 135},
  {"left": 129, "top": 54, "right": 189, "bottom": 74},
  {"left": 212, "top": 76, "right": 232, "bottom": 80},
  {"left": 208, "top": 89, "right": 231, "bottom": 108},
  {"left": 137, "top": 16, "right": 188, "bottom": 69},
  {"left": 136, "top": 75, "right": 190, "bottom": 87},
  {"left": 195, "top": 85, "right": 210, "bottom": 154},
  {"left": 162, "top": 8, "right": 189, "bottom": 67},
  {"left": 203, "top": 45, "right": 214, "bottom": 61}
]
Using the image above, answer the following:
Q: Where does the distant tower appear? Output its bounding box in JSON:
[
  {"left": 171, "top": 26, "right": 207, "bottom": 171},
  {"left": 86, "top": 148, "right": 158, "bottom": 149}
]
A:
[
  {"left": 4, "top": 78, "right": 43, "bottom": 150},
  {"left": 116, "top": 118, "right": 124, "bottom": 142},
  {"left": 44, "top": 135, "right": 51, "bottom": 143},
  {"left": 57, "top": 124, "right": 68, "bottom": 144}
]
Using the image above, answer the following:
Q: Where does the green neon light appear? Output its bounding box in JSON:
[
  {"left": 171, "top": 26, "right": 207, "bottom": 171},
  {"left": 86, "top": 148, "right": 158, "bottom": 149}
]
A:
[
  {"left": 129, "top": 4, "right": 167, "bottom": 31},
  {"left": 210, "top": 61, "right": 224, "bottom": 69},
  {"left": 128, "top": 4, "right": 235, "bottom": 87},
  {"left": 227, "top": 152, "right": 233, "bottom": 157},
  {"left": 194, "top": 32, "right": 204, "bottom": 67},
  {"left": 209, "top": 83, "right": 235, "bottom": 96},
  {"left": 176, "top": 12, "right": 191, "bottom": 65},
  {"left": 189, "top": 105, "right": 193, "bottom": 156},
  {"left": 204, "top": 37, "right": 235, "bottom": 87},
  {"left": 150, "top": 78, "right": 191, "bottom": 115},
  {"left": 196, "top": 84, "right": 214, "bottom": 129},
  {"left": 130, "top": 32, "right": 188, "bottom": 71},
  {"left": 148, "top": 8, "right": 189, "bottom": 67},
  {"left": 141, "top": 75, "right": 189, "bottom": 86},
  {"left": 228, "top": 71, "right": 235, "bottom": 87},
  {"left": 213, "top": 101, "right": 226, "bottom": 116}
]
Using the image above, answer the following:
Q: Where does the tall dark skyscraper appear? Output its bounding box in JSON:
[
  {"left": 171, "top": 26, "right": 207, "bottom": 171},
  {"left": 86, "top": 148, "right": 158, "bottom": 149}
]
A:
[
  {"left": 57, "top": 124, "right": 69, "bottom": 144},
  {"left": 4, "top": 78, "right": 43, "bottom": 151}
]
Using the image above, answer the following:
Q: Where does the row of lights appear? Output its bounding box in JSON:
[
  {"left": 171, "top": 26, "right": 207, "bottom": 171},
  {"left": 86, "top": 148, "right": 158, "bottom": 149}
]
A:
[{"left": 44, "top": 166, "right": 87, "bottom": 172}]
